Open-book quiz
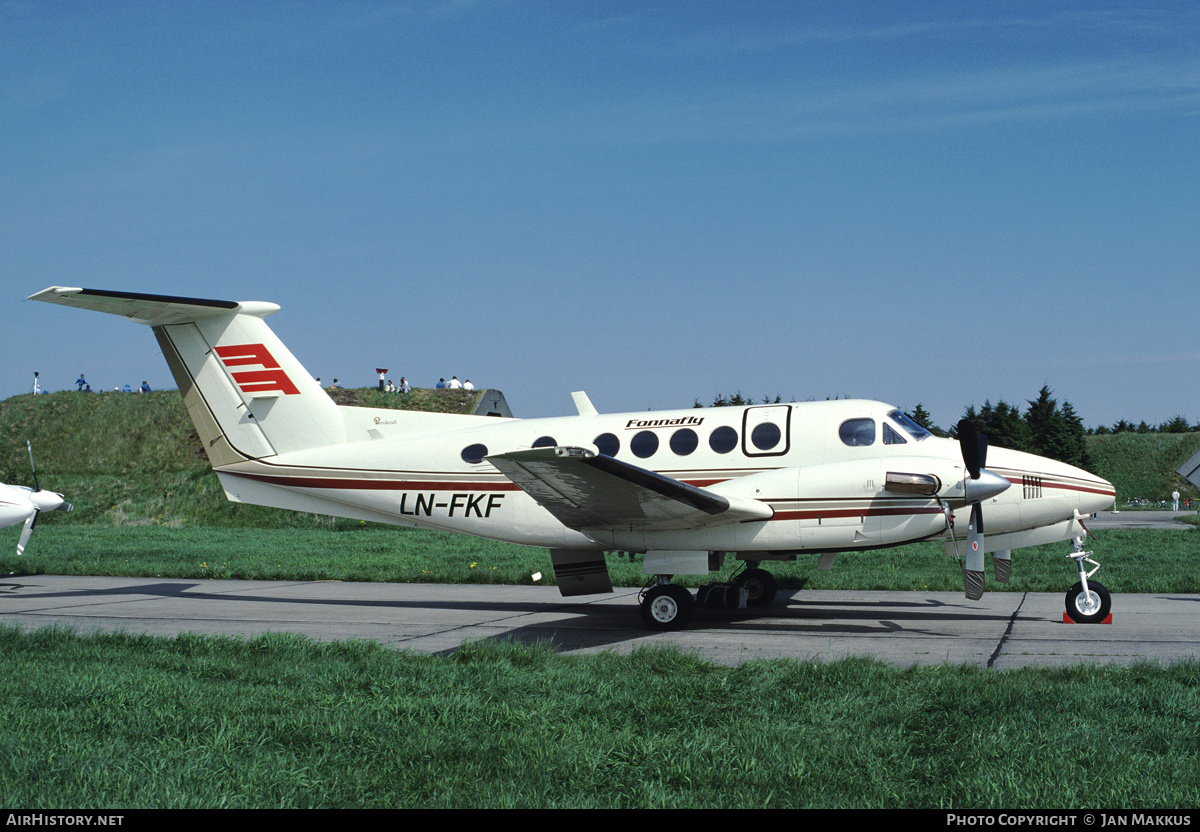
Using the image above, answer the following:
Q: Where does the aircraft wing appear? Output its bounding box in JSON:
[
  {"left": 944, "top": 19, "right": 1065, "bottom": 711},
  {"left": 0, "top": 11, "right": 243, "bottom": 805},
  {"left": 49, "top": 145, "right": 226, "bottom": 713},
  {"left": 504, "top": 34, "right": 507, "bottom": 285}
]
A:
[{"left": 488, "top": 447, "right": 773, "bottom": 533}]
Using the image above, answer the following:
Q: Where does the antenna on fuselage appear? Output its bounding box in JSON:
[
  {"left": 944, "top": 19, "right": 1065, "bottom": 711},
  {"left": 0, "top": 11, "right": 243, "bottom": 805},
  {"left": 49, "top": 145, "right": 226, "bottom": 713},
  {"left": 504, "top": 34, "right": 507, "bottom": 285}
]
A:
[{"left": 572, "top": 391, "right": 598, "bottom": 416}]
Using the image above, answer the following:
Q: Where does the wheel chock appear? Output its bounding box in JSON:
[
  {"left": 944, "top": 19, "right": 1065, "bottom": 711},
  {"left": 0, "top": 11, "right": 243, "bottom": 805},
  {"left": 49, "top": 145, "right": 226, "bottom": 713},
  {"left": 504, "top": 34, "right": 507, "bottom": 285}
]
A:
[{"left": 1062, "top": 612, "right": 1113, "bottom": 624}]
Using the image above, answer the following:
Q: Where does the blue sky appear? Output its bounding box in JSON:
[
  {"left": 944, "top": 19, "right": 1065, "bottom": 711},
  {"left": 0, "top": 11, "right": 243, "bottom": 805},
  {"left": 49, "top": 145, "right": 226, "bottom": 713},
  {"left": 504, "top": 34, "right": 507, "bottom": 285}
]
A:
[{"left": 4, "top": 1, "right": 1198, "bottom": 429}]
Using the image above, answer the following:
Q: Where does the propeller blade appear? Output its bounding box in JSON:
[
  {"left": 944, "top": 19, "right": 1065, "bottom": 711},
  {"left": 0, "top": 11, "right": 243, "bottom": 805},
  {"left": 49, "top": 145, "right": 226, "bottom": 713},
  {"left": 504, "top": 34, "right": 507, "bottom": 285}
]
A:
[
  {"left": 964, "top": 503, "right": 985, "bottom": 600},
  {"left": 957, "top": 419, "right": 981, "bottom": 480},
  {"left": 26, "top": 440, "right": 39, "bottom": 492},
  {"left": 16, "top": 511, "right": 36, "bottom": 556},
  {"left": 993, "top": 548, "right": 1012, "bottom": 583}
]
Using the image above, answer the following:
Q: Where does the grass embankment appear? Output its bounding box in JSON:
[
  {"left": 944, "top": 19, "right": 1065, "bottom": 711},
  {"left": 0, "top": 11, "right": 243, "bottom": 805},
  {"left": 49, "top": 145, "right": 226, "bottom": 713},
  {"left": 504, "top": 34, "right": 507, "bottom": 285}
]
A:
[
  {"left": 1, "top": 626, "right": 1196, "bottom": 809},
  {"left": 1087, "top": 431, "right": 1200, "bottom": 506},
  {"left": 0, "top": 388, "right": 482, "bottom": 528}
]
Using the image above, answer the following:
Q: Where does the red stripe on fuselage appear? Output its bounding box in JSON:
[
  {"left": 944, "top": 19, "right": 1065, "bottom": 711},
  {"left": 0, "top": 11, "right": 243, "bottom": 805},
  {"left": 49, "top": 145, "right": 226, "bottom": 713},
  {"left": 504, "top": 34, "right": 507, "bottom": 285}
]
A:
[
  {"left": 998, "top": 472, "right": 1115, "bottom": 498},
  {"left": 222, "top": 471, "right": 520, "bottom": 491}
]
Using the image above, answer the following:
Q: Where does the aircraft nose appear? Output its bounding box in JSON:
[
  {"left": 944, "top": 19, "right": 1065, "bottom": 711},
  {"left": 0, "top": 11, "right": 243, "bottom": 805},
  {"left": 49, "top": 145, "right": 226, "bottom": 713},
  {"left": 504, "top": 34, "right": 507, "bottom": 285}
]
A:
[{"left": 1079, "top": 475, "right": 1116, "bottom": 515}]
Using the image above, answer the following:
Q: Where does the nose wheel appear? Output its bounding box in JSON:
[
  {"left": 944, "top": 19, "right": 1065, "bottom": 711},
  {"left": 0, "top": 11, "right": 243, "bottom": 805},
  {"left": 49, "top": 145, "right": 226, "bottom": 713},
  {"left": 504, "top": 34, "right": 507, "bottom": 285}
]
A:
[{"left": 1065, "top": 581, "right": 1111, "bottom": 624}]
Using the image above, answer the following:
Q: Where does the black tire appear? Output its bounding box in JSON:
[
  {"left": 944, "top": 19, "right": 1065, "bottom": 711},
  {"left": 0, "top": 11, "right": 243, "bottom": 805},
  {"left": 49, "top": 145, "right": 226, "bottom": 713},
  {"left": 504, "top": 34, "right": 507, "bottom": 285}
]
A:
[
  {"left": 734, "top": 568, "right": 778, "bottom": 607},
  {"left": 640, "top": 584, "right": 695, "bottom": 630},
  {"left": 1065, "top": 581, "right": 1111, "bottom": 624}
]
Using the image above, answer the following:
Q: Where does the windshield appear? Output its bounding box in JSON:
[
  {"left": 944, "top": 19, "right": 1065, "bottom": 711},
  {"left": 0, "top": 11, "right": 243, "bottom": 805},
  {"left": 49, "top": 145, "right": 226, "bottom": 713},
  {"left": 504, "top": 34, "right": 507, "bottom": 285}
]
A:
[{"left": 888, "top": 409, "right": 932, "bottom": 441}]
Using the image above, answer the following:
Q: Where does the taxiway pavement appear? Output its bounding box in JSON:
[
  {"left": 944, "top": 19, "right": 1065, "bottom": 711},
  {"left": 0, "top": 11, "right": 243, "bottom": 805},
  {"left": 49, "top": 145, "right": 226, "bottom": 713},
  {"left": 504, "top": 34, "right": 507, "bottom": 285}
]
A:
[
  {"left": 1087, "top": 510, "right": 1198, "bottom": 530},
  {"left": 1, "top": 574, "right": 1195, "bottom": 669}
]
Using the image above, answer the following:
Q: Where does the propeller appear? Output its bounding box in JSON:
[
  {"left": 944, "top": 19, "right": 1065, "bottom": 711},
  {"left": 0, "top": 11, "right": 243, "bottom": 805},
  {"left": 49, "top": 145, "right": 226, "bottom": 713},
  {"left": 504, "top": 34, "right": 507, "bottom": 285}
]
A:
[
  {"left": 15, "top": 441, "right": 72, "bottom": 555},
  {"left": 956, "top": 420, "right": 1010, "bottom": 600}
]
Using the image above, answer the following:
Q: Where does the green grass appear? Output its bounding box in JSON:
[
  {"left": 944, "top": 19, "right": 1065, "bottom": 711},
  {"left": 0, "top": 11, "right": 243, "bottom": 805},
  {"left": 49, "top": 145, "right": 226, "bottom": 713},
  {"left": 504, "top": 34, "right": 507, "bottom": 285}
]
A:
[
  {"left": 2, "top": 524, "right": 1197, "bottom": 595},
  {"left": 0, "top": 626, "right": 1196, "bottom": 809}
]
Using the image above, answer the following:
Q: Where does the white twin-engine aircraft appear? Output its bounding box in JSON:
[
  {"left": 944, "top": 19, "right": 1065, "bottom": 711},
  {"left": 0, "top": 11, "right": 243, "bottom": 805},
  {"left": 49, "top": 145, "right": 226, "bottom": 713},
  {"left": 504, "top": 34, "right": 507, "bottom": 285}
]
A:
[
  {"left": 0, "top": 441, "right": 72, "bottom": 556},
  {"left": 31, "top": 287, "right": 1116, "bottom": 629}
]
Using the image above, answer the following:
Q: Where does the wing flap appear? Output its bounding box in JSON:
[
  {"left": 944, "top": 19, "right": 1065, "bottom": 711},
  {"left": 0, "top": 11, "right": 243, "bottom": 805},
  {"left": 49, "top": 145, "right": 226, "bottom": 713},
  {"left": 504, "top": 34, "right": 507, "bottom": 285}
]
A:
[{"left": 488, "top": 447, "right": 773, "bottom": 533}]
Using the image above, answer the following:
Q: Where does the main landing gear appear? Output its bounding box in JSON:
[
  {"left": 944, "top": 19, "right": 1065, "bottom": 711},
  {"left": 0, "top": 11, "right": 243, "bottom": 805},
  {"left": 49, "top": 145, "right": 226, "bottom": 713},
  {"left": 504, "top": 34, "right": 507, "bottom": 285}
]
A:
[
  {"left": 1064, "top": 536, "right": 1110, "bottom": 624},
  {"left": 640, "top": 583, "right": 694, "bottom": 630},
  {"left": 638, "top": 565, "right": 780, "bottom": 630}
]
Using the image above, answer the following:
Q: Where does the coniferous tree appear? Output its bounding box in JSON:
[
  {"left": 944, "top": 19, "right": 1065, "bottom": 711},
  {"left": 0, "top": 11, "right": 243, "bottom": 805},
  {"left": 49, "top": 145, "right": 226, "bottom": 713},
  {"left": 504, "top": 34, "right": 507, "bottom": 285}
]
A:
[
  {"left": 1057, "top": 400, "right": 1089, "bottom": 468},
  {"left": 1160, "top": 415, "right": 1191, "bottom": 433},
  {"left": 909, "top": 403, "right": 937, "bottom": 433},
  {"left": 1025, "top": 386, "right": 1071, "bottom": 461},
  {"left": 958, "top": 399, "right": 1034, "bottom": 452}
]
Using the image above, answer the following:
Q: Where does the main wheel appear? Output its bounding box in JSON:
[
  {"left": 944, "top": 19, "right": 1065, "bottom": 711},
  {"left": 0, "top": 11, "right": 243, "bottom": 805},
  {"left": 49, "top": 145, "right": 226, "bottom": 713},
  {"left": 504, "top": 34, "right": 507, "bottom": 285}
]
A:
[
  {"left": 640, "top": 584, "right": 695, "bottom": 630},
  {"left": 734, "top": 568, "right": 778, "bottom": 607},
  {"left": 1065, "top": 581, "right": 1111, "bottom": 624}
]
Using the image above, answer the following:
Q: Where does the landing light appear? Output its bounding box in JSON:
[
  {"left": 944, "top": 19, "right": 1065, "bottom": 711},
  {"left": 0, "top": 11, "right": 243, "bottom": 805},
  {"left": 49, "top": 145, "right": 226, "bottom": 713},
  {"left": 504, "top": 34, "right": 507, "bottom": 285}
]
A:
[{"left": 555, "top": 446, "right": 595, "bottom": 459}]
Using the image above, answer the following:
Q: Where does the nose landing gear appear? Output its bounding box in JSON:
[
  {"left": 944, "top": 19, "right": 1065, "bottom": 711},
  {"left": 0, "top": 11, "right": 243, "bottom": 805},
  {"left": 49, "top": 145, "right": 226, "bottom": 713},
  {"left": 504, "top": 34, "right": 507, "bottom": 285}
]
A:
[{"left": 1064, "top": 536, "right": 1110, "bottom": 624}]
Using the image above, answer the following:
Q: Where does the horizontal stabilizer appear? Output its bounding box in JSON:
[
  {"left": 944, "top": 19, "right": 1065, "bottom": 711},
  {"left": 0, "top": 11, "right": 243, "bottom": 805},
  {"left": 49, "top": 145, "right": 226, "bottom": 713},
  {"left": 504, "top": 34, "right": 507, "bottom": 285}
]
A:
[
  {"left": 488, "top": 446, "right": 773, "bottom": 533},
  {"left": 26, "top": 287, "right": 278, "bottom": 325}
]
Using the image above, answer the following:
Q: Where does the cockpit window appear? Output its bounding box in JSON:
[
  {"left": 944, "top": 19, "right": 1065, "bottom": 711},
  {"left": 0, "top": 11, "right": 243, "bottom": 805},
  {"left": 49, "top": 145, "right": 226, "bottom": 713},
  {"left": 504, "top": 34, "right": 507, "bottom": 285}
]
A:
[
  {"left": 882, "top": 423, "right": 906, "bottom": 445},
  {"left": 839, "top": 418, "right": 875, "bottom": 446},
  {"left": 888, "top": 410, "right": 932, "bottom": 441}
]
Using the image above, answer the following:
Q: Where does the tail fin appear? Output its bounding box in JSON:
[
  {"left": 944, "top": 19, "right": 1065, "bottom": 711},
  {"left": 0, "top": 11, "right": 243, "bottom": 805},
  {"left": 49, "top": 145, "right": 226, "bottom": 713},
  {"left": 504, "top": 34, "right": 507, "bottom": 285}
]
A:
[{"left": 29, "top": 288, "right": 345, "bottom": 465}]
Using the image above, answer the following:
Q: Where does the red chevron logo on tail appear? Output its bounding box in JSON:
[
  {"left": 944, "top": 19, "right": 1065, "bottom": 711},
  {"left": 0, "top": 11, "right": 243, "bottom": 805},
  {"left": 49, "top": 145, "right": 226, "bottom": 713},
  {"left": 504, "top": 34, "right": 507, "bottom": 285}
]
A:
[{"left": 214, "top": 343, "right": 300, "bottom": 396}]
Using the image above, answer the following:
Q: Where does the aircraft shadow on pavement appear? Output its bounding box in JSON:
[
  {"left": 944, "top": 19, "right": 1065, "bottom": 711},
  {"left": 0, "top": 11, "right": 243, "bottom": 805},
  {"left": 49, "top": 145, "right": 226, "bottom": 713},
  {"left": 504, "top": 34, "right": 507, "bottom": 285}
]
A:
[
  {"left": 0, "top": 578, "right": 1021, "bottom": 657},
  {"left": 448, "top": 590, "right": 1021, "bottom": 655}
]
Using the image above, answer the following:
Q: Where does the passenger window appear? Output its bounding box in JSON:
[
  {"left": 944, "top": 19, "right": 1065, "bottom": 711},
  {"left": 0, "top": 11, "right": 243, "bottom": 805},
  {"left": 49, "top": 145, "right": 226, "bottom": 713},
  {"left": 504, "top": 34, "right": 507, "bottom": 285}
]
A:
[
  {"left": 532, "top": 436, "right": 556, "bottom": 448},
  {"left": 594, "top": 433, "right": 619, "bottom": 457},
  {"left": 839, "top": 419, "right": 875, "bottom": 447},
  {"left": 751, "top": 422, "right": 782, "bottom": 451},
  {"left": 883, "top": 424, "right": 906, "bottom": 445},
  {"left": 670, "top": 428, "right": 698, "bottom": 456},
  {"left": 461, "top": 443, "right": 488, "bottom": 464},
  {"left": 631, "top": 431, "right": 659, "bottom": 459},
  {"left": 709, "top": 426, "right": 738, "bottom": 454}
]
